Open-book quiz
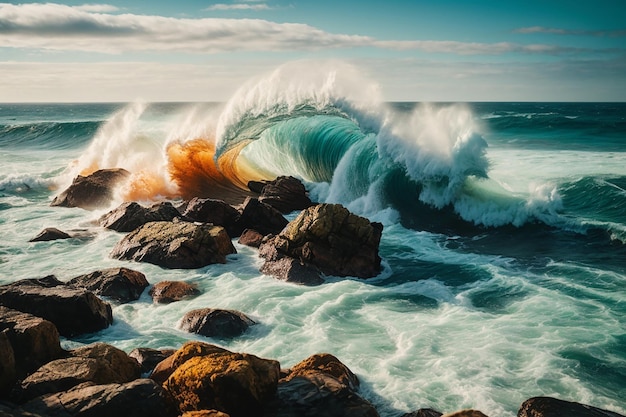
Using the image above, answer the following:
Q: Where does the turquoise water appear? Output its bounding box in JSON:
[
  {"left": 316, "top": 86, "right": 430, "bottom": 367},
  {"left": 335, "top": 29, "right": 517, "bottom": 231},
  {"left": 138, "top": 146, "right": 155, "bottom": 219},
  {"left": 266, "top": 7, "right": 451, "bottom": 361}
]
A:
[{"left": 1, "top": 77, "right": 625, "bottom": 416}]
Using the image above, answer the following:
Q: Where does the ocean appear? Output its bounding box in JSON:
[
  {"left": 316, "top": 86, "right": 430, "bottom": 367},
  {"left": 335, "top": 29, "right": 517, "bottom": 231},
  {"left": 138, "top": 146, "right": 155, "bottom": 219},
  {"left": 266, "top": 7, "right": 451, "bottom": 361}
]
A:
[{"left": 1, "top": 69, "right": 625, "bottom": 416}]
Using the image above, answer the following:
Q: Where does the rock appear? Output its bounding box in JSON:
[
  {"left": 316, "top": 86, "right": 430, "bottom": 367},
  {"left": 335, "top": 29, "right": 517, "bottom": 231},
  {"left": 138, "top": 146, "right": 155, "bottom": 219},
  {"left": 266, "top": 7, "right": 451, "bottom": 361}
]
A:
[
  {"left": 18, "top": 378, "right": 178, "bottom": 417},
  {"left": 260, "top": 203, "right": 382, "bottom": 278},
  {"left": 442, "top": 411, "right": 489, "bottom": 417},
  {"left": 50, "top": 168, "right": 131, "bottom": 210},
  {"left": 149, "top": 281, "right": 200, "bottom": 304},
  {"left": 237, "top": 229, "right": 264, "bottom": 248},
  {"left": 402, "top": 409, "right": 443, "bottom": 417},
  {"left": 518, "top": 397, "right": 625, "bottom": 417},
  {"left": 0, "top": 306, "right": 63, "bottom": 379},
  {"left": 181, "top": 411, "right": 230, "bottom": 417},
  {"left": 151, "top": 341, "right": 229, "bottom": 385},
  {"left": 110, "top": 220, "right": 236, "bottom": 269},
  {"left": 99, "top": 201, "right": 181, "bottom": 232},
  {"left": 0, "top": 330, "right": 16, "bottom": 395},
  {"left": 68, "top": 267, "right": 149, "bottom": 303},
  {"left": 181, "top": 198, "right": 240, "bottom": 236},
  {"left": 0, "top": 276, "right": 113, "bottom": 337},
  {"left": 250, "top": 176, "right": 313, "bottom": 214},
  {"left": 163, "top": 350, "right": 280, "bottom": 417},
  {"left": 71, "top": 342, "right": 141, "bottom": 382},
  {"left": 267, "top": 352, "right": 377, "bottom": 417},
  {"left": 258, "top": 245, "right": 324, "bottom": 286},
  {"left": 180, "top": 308, "right": 255, "bottom": 338},
  {"left": 235, "top": 197, "right": 289, "bottom": 237},
  {"left": 129, "top": 348, "right": 176, "bottom": 374},
  {"left": 28, "top": 227, "right": 71, "bottom": 242},
  {"left": 283, "top": 353, "right": 360, "bottom": 391}
]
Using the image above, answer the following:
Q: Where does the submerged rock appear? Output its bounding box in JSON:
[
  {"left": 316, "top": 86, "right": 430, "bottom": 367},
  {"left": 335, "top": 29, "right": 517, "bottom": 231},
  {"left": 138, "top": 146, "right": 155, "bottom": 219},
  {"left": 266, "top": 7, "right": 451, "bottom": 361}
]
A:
[
  {"left": 259, "top": 203, "right": 382, "bottom": 280},
  {"left": 0, "top": 276, "right": 113, "bottom": 337},
  {"left": 68, "top": 267, "right": 149, "bottom": 303},
  {"left": 99, "top": 201, "right": 181, "bottom": 232},
  {"left": 149, "top": 281, "right": 200, "bottom": 304},
  {"left": 110, "top": 220, "right": 236, "bottom": 269},
  {"left": 29, "top": 227, "right": 71, "bottom": 242},
  {"left": 518, "top": 397, "right": 625, "bottom": 417},
  {"left": 180, "top": 308, "right": 255, "bottom": 338},
  {"left": 50, "top": 168, "right": 130, "bottom": 210}
]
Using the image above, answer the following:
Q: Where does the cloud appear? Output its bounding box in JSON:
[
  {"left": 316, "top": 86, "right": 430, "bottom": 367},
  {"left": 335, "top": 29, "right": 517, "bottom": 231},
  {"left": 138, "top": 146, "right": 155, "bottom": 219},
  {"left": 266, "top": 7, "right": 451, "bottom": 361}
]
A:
[
  {"left": 74, "top": 4, "right": 120, "bottom": 13},
  {"left": 206, "top": 3, "right": 272, "bottom": 11},
  {"left": 515, "top": 26, "right": 626, "bottom": 37},
  {"left": 0, "top": 3, "right": 619, "bottom": 56}
]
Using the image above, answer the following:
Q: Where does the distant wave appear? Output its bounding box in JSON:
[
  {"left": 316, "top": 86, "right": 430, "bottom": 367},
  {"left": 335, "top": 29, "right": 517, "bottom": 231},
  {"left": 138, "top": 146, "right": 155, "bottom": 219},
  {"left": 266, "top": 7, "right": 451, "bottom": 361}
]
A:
[{"left": 0, "top": 121, "right": 100, "bottom": 150}]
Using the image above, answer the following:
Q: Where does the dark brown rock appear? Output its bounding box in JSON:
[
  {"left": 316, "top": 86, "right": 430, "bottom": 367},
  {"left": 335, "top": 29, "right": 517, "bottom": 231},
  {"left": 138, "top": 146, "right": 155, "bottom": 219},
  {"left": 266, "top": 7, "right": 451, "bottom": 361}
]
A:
[
  {"left": 401, "top": 409, "right": 443, "bottom": 417},
  {"left": 28, "top": 227, "right": 71, "bottom": 242},
  {"left": 110, "top": 220, "right": 236, "bottom": 269},
  {"left": 180, "top": 308, "right": 255, "bottom": 338},
  {"left": 129, "top": 348, "right": 176, "bottom": 374},
  {"left": 237, "top": 229, "right": 264, "bottom": 248},
  {"left": 0, "top": 306, "right": 63, "bottom": 381},
  {"left": 149, "top": 281, "right": 200, "bottom": 304},
  {"left": 284, "top": 353, "right": 359, "bottom": 391},
  {"left": 181, "top": 411, "right": 230, "bottom": 417},
  {"left": 260, "top": 203, "right": 382, "bottom": 279},
  {"left": 259, "top": 254, "right": 324, "bottom": 286},
  {"left": 99, "top": 201, "right": 181, "bottom": 232},
  {"left": 18, "top": 378, "right": 178, "bottom": 417},
  {"left": 150, "top": 341, "right": 229, "bottom": 385},
  {"left": 50, "top": 168, "right": 131, "bottom": 210},
  {"left": 442, "top": 411, "right": 488, "bottom": 417},
  {"left": 163, "top": 349, "right": 280, "bottom": 417},
  {"left": 68, "top": 267, "right": 149, "bottom": 303},
  {"left": 235, "top": 197, "right": 288, "bottom": 237},
  {"left": 71, "top": 342, "right": 141, "bottom": 382},
  {"left": 255, "top": 176, "right": 313, "bottom": 214},
  {"left": 0, "top": 276, "right": 112, "bottom": 337},
  {"left": 0, "top": 330, "right": 16, "bottom": 395},
  {"left": 181, "top": 198, "right": 240, "bottom": 236},
  {"left": 518, "top": 397, "right": 625, "bottom": 417}
]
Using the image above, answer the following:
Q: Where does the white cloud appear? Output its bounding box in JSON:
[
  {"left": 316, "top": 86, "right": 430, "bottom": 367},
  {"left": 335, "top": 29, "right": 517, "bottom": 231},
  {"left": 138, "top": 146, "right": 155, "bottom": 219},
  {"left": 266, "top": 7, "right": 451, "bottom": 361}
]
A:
[
  {"left": 206, "top": 3, "right": 272, "bottom": 11},
  {"left": 0, "top": 3, "right": 606, "bottom": 56},
  {"left": 74, "top": 4, "right": 120, "bottom": 13}
]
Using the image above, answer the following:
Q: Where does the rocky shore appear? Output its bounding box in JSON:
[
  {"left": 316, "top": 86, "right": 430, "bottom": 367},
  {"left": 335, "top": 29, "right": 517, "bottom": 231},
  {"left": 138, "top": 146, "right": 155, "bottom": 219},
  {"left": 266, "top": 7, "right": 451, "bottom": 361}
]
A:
[{"left": 0, "top": 170, "right": 623, "bottom": 417}]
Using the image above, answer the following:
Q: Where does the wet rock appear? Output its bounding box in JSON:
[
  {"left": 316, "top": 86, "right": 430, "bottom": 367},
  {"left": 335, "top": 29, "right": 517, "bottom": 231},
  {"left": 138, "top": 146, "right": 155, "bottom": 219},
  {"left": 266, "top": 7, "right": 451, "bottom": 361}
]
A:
[
  {"left": 181, "top": 198, "right": 240, "bottom": 236},
  {"left": 68, "top": 267, "right": 149, "bottom": 303},
  {"left": 0, "top": 330, "right": 16, "bottom": 395},
  {"left": 50, "top": 168, "right": 130, "bottom": 210},
  {"left": 0, "top": 306, "right": 63, "bottom": 380},
  {"left": 18, "top": 378, "right": 178, "bottom": 417},
  {"left": 149, "top": 281, "right": 200, "bottom": 304},
  {"left": 71, "top": 342, "right": 141, "bottom": 382},
  {"left": 258, "top": 252, "right": 324, "bottom": 286},
  {"left": 110, "top": 220, "right": 236, "bottom": 269},
  {"left": 252, "top": 176, "right": 314, "bottom": 214},
  {"left": 163, "top": 348, "right": 280, "bottom": 417},
  {"left": 129, "top": 347, "right": 176, "bottom": 375},
  {"left": 237, "top": 229, "right": 264, "bottom": 248},
  {"left": 180, "top": 308, "right": 255, "bottom": 338},
  {"left": 401, "top": 409, "right": 443, "bottom": 417},
  {"left": 181, "top": 411, "right": 230, "bottom": 417},
  {"left": 442, "top": 411, "right": 489, "bottom": 417},
  {"left": 28, "top": 227, "right": 71, "bottom": 242},
  {"left": 267, "top": 353, "right": 377, "bottom": 417},
  {"left": 0, "top": 276, "right": 112, "bottom": 337},
  {"left": 99, "top": 201, "right": 181, "bottom": 232},
  {"left": 235, "top": 197, "right": 288, "bottom": 237},
  {"left": 151, "top": 341, "right": 229, "bottom": 385},
  {"left": 260, "top": 203, "right": 382, "bottom": 279},
  {"left": 518, "top": 397, "right": 625, "bottom": 417}
]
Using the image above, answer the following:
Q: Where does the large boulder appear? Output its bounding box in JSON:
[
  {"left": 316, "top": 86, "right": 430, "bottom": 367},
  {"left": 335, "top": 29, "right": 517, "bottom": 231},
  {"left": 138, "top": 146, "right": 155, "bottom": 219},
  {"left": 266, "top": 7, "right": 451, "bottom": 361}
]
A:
[
  {"left": 68, "top": 267, "right": 149, "bottom": 303},
  {"left": 250, "top": 176, "right": 314, "bottom": 214},
  {"left": 150, "top": 342, "right": 229, "bottom": 385},
  {"left": 99, "top": 201, "right": 181, "bottom": 232},
  {"left": 518, "top": 397, "right": 625, "bottom": 417},
  {"left": 110, "top": 220, "right": 236, "bottom": 269},
  {"left": 235, "top": 197, "right": 288, "bottom": 237},
  {"left": 0, "top": 276, "right": 112, "bottom": 337},
  {"left": 18, "top": 378, "right": 178, "bottom": 417},
  {"left": 129, "top": 347, "right": 176, "bottom": 375},
  {"left": 180, "top": 308, "right": 255, "bottom": 338},
  {"left": 0, "top": 306, "right": 63, "bottom": 380},
  {"left": 149, "top": 281, "right": 200, "bottom": 304},
  {"left": 0, "top": 330, "right": 16, "bottom": 395},
  {"left": 180, "top": 198, "right": 240, "bottom": 236},
  {"left": 50, "top": 168, "right": 130, "bottom": 210},
  {"left": 163, "top": 350, "right": 280, "bottom": 417},
  {"left": 267, "top": 353, "right": 378, "bottom": 417},
  {"left": 260, "top": 203, "right": 382, "bottom": 279}
]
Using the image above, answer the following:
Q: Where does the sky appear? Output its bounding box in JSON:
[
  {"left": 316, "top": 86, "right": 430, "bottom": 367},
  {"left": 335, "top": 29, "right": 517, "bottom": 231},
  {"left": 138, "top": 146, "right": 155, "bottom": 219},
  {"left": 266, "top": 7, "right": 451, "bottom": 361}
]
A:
[{"left": 0, "top": 0, "right": 625, "bottom": 102}]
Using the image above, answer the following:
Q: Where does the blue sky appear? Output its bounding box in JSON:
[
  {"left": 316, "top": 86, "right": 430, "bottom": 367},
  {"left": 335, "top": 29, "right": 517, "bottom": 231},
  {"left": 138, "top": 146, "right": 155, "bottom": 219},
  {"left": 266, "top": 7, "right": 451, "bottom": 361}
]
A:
[{"left": 1, "top": 0, "right": 624, "bottom": 102}]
